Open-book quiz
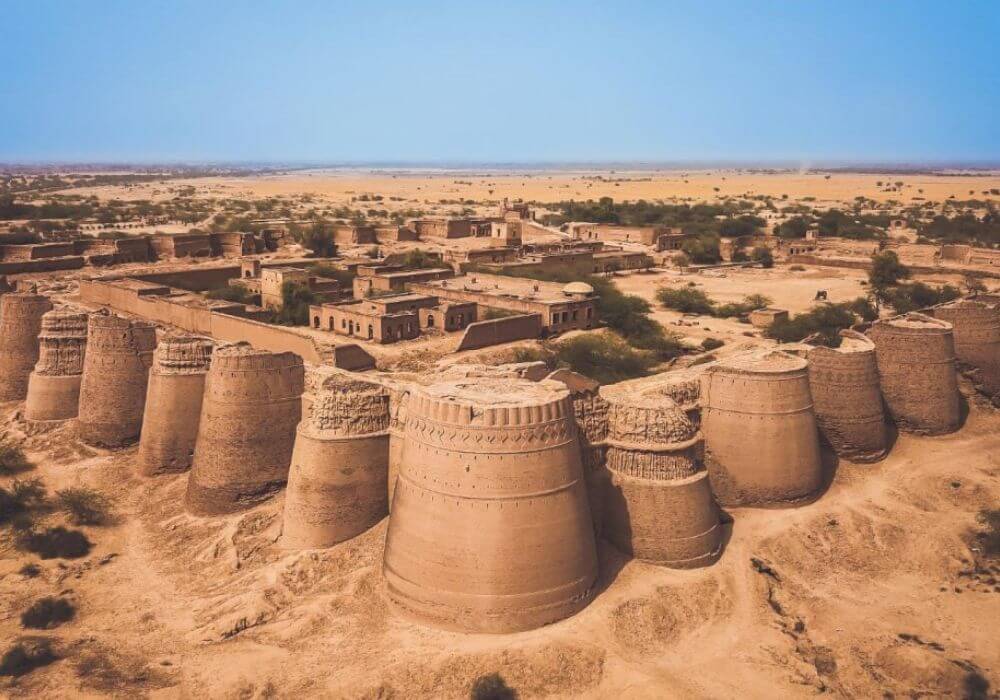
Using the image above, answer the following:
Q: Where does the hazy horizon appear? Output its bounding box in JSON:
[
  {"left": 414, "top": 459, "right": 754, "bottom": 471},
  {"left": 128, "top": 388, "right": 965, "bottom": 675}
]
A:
[{"left": 3, "top": 1, "right": 998, "bottom": 164}]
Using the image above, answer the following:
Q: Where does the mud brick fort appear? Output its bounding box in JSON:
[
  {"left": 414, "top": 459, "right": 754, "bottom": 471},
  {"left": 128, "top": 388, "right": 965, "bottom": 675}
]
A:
[{"left": 2, "top": 194, "right": 999, "bottom": 647}]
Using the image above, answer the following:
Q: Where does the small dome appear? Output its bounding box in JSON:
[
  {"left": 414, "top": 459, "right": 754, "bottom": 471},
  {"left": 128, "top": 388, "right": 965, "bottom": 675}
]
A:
[{"left": 562, "top": 281, "right": 594, "bottom": 296}]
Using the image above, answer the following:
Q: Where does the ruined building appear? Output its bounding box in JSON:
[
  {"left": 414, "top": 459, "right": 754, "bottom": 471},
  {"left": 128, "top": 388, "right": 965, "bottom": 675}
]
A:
[
  {"left": 600, "top": 386, "right": 722, "bottom": 567},
  {"left": 0, "top": 288, "right": 53, "bottom": 402},
  {"left": 805, "top": 330, "right": 888, "bottom": 462},
  {"left": 185, "top": 344, "right": 304, "bottom": 516},
  {"left": 867, "top": 313, "right": 961, "bottom": 435},
  {"left": 282, "top": 373, "right": 390, "bottom": 548},
  {"left": 932, "top": 299, "right": 1000, "bottom": 399},
  {"left": 701, "top": 351, "right": 823, "bottom": 507},
  {"left": 77, "top": 312, "right": 158, "bottom": 447},
  {"left": 137, "top": 335, "right": 214, "bottom": 476},
  {"left": 382, "top": 378, "right": 598, "bottom": 633},
  {"left": 24, "top": 310, "right": 88, "bottom": 423}
]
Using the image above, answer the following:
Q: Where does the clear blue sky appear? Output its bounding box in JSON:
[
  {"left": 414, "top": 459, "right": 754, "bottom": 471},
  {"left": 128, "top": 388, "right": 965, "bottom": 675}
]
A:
[{"left": 1, "top": 0, "right": 997, "bottom": 164}]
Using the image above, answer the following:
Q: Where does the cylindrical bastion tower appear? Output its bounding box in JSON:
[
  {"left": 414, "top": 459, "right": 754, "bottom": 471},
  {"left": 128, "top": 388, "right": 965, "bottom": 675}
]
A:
[
  {"left": 77, "top": 312, "right": 157, "bottom": 447},
  {"left": 24, "top": 310, "right": 88, "bottom": 422},
  {"left": 185, "top": 343, "right": 304, "bottom": 516},
  {"left": 386, "top": 384, "right": 409, "bottom": 509},
  {"left": 867, "top": 313, "right": 961, "bottom": 435},
  {"left": 0, "top": 289, "right": 53, "bottom": 402},
  {"left": 932, "top": 299, "right": 1000, "bottom": 398},
  {"left": 600, "top": 387, "right": 721, "bottom": 568},
  {"left": 383, "top": 377, "right": 599, "bottom": 633},
  {"left": 282, "top": 375, "right": 390, "bottom": 548},
  {"left": 137, "top": 336, "right": 214, "bottom": 476},
  {"left": 701, "top": 350, "right": 823, "bottom": 507},
  {"left": 805, "top": 330, "right": 888, "bottom": 463}
]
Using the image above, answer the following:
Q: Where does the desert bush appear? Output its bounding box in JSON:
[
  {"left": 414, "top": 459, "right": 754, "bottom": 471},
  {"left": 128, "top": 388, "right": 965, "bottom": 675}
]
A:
[
  {"left": 21, "top": 597, "right": 76, "bottom": 629},
  {"left": 56, "top": 487, "right": 112, "bottom": 526},
  {"left": 0, "top": 478, "right": 47, "bottom": 526},
  {"left": 701, "top": 337, "right": 724, "bottom": 351},
  {"left": 766, "top": 303, "right": 858, "bottom": 346},
  {"left": 789, "top": 264, "right": 806, "bottom": 271},
  {"left": 0, "top": 637, "right": 58, "bottom": 677},
  {"left": 973, "top": 509, "right": 1000, "bottom": 559},
  {"left": 206, "top": 285, "right": 254, "bottom": 304},
  {"left": 553, "top": 334, "right": 656, "bottom": 384},
  {"left": 16, "top": 526, "right": 92, "bottom": 559},
  {"left": 0, "top": 440, "right": 32, "bottom": 475},
  {"left": 751, "top": 246, "right": 774, "bottom": 268},
  {"left": 19, "top": 563, "right": 41, "bottom": 578},
  {"left": 656, "top": 287, "right": 715, "bottom": 315},
  {"left": 471, "top": 672, "right": 519, "bottom": 700},
  {"left": 883, "top": 282, "right": 961, "bottom": 314}
]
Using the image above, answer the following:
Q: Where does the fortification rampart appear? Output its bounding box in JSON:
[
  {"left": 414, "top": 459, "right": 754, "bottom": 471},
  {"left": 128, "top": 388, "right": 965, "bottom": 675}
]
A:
[
  {"left": 24, "top": 310, "right": 88, "bottom": 422},
  {"left": 0, "top": 290, "right": 54, "bottom": 402},
  {"left": 932, "top": 300, "right": 1000, "bottom": 399},
  {"left": 185, "top": 344, "right": 304, "bottom": 515},
  {"left": 77, "top": 312, "right": 157, "bottom": 447},
  {"left": 805, "top": 330, "right": 888, "bottom": 462},
  {"left": 78, "top": 277, "right": 374, "bottom": 370},
  {"left": 701, "top": 351, "right": 823, "bottom": 507},
  {"left": 867, "top": 313, "right": 961, "bottom": 435},
  {"left": 137, "top": 336, "right": 214, "bottom": 476},
  {"left": 282, "top": 373, "right": 390, "bottom": 548},
  {"left": 382, "top": 377, "right": 598, "bottom": 633},
  {"left": 455, "top": 313, "right": 543, "bottom": 351}
]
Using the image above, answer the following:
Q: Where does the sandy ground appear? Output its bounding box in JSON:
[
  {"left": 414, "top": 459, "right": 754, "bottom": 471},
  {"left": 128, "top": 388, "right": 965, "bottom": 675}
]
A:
[
  {"left": 1, "top": 378, "right": 997, "bottom": 698},
  {"left": 56, "top": 169, "right": 1000, "bottom": 210}
]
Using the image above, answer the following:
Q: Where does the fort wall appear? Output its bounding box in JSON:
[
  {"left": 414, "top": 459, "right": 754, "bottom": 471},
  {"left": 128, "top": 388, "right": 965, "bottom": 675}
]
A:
[
  {"left": 600, "top": 387, "right": 721, "bottom": 567},
  {"left": 77, "top": 312, "right": 158, "bottom": 447},
  {"left": 282, "top": 374, "right": 390, "bottom": 548},
  {"left": 867, "top": 313, "right": 961, "bottom": 435},
  {"left": 24, "top": 310, "right": 88, "bottom": 422},
  {"left": 932, "top": 300, "right": 1000, "bottom": 398},
  {"left": 382, "top": 378, "right": 598, "bottom": 633},
  {"left": 700, "top": 351, "right": 823, "bottom": 507},
  {"left": 137, "top": 336, "right": 214, "bottom": 476},
  {"left": 185, "top": 344, "right": 304, "bottom": 515},
  {"left": 0, "top": 290, "right": 54, "bottom": 402},
  {"left": 455, "top": 313, "right": 543, "bottom": 351},
  {"left": 805, "top": 330, "right": 888, "bottom": 462}
]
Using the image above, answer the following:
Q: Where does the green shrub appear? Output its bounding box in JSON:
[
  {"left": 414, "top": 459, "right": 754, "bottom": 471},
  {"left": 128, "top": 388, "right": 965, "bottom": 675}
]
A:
[
  {"left": 206, "top": 285, "right": 254, "bottom": 304},
  {"left": 553, "top": 334, "right": 656, "bottom": 384},
  {"left": 656, "top": 287, "right": 715, "bottom": 315},
  {"left": 21, "top": 597, "right": 75, "bottom": 629},
  {"left": 884, "top": 282, "right": 961, "bottom": 314},
  {"left": 56, "top": 487, "right": 112, "bottom": 526},
  {"left": 701, "top": 337, "right": 724, "bottom": 351},
  {"left": 0, "top": 440, "right": 32, "bottom": 475},
  {"left": 19, "top": 563, "right": 41, "bottom": 578},
  {"left": 766, "top": 303, "right": 858, "bottom": 346},
  {"left": 271, "top": 281, "right": 315, "bottom": 326},
  {"left": 0, "top": 638, "right": 58, "bottom": 677}
]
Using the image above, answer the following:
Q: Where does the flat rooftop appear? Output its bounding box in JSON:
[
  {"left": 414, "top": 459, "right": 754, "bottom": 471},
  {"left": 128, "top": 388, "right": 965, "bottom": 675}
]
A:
[
  {"left": 379, "top": 268, "right": 452, "bottom": 279},
  {"left": 420, "top": 273, "right": 591, "bottom": 304}
]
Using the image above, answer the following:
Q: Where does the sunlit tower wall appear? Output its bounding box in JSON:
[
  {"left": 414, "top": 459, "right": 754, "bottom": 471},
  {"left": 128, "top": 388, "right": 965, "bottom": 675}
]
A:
[
  {"left": 805, "top": 330, "right": 888, "bottom": 462},
  {"left": 77, "top": 312, "right": 157, "bottom": 447},
  {"left": 137, "top": 335, "right": 214, "bottom": 476},
  {"left": 700, "top": 350, "right": 823, "bottom": 507},
  {"left": 24, "top": 309, "right": 87, "bottom": 422},
  {"left": 867, "top": 313, "right": 961, "bottom": 435},
  {"left": 185, "top": 343, "right": 304, "bottom": 516},
  {"left": 383, "top": 377, "right": 599, "bottom": 633},
  {"left": 282, "top": 374, "right": 390, "bottom": 548},
  {"left": 0, "top": 288, "right": 53, "bottom": 402}
]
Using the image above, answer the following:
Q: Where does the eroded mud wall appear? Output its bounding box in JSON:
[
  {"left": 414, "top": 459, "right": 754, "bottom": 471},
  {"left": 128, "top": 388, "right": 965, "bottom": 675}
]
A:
[{"left": 24, "top": 309, "right": 87, "bottom": 422}]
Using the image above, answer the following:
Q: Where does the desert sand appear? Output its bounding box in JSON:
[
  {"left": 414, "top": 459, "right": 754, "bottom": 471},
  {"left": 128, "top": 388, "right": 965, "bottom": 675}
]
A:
[{"left": 1, "top": 379, "right": 997, "bottom": 698}]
